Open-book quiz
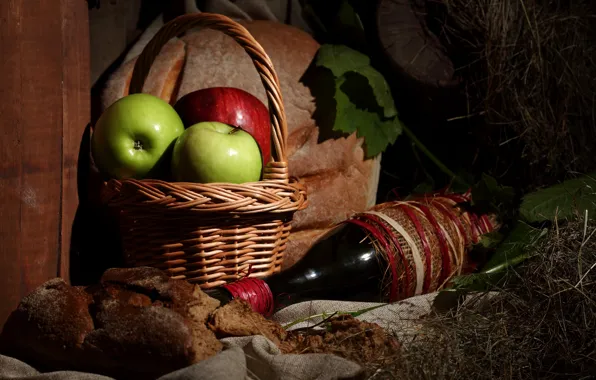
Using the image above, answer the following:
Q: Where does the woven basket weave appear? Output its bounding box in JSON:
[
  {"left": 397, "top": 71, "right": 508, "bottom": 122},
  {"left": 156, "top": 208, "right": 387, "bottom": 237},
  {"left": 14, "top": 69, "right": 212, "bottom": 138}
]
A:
[{"left": 98, "top": 13, "right": 308, "bottom": 289}]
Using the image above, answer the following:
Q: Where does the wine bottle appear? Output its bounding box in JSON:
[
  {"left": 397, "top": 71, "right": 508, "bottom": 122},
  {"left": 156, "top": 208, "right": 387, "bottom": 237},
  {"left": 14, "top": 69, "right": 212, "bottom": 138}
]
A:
[
  {"left": 205, "top": 194, "right": 497, "bottom": 315},
  {"left": 206, "top": 221, "right": 386, "bottom": 315}
]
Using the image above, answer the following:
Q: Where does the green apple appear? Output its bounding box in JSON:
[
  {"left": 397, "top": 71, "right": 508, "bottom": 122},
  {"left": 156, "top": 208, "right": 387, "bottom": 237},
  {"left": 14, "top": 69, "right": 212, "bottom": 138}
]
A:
[
  {"left": 171, "top": 121, "right": 263, "bottom": 184},
  {"left": 91, "top": 93, "right": 185, "bottom": 179}
]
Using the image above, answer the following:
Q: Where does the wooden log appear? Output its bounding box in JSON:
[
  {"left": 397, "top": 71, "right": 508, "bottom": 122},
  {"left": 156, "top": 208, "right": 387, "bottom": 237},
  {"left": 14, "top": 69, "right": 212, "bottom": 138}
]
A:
[
  {"left": 0, "top": 0, "right": 90, "bottom": 327},
  {"left": 375, "top": 0, "right": 462, "bottom": 120}
]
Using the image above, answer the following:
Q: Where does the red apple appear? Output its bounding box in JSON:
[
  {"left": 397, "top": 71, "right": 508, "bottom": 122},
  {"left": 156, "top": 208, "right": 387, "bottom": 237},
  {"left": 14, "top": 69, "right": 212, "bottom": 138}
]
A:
[{"left": 174, "top": 87, "right": 271, "bottom": 165}]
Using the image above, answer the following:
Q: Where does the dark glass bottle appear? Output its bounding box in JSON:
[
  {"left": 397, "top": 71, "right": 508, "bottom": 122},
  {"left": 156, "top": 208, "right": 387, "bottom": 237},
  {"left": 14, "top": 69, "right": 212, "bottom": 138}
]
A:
[{"left": 205, "top": 222, "right": 387, "bottom": 315}]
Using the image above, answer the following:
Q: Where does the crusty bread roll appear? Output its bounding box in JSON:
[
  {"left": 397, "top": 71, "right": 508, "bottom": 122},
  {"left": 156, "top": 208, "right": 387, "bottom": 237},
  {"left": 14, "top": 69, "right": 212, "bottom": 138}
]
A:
[
  {"left": 100, "top": 20, "right": 381, "bottom": 268},
  {"left": 0, "top": 267, "right": 287, "bottom": 379}
]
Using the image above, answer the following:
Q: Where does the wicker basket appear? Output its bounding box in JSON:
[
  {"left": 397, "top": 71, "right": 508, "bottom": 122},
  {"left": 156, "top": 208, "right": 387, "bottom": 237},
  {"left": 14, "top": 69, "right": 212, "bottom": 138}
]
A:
[{"left": 98, "top": 13, "right": 308, "bottom": 289}]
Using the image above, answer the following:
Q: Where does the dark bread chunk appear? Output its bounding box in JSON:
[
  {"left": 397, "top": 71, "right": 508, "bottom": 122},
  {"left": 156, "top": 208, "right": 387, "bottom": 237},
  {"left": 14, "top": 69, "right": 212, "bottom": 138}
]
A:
[
  {"left": 0, "top": 278, "right": 94, "bottom": 371},
  {"left": 99, "top": 267, "right": 221, "bottom": 322},
  {"left": 209, "top": 299, "right": 287, "bottom": 346},
  {"left": 100, "top": 266, "right": 176, "bottom": 298},
  {"left": 82, "top": 293, "right": 197, "bottom": 378},
  {"left": 0, "top": 268, "right": 223, "bottom": 379},
  {"left": 188, "top": 323, "right": 226, "bottom": 364},
  {"left": 188, "top": 284, "right": 222, "bottom": 324}
]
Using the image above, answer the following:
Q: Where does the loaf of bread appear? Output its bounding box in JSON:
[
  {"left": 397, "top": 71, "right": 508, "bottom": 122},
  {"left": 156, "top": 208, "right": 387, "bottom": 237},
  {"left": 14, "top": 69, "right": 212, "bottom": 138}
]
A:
[
  {"left": 100, "top": 20, "right": 381, "bottom": 268},
  {"left": 0, "top": 267, "right": 284, "bottom": 379}
]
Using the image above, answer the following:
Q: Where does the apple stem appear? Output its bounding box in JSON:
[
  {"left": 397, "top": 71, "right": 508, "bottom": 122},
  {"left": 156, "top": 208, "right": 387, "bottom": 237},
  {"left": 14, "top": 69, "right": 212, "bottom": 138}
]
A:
[{"left": 229, "top": 126, "right": 242, "bottom": 135}]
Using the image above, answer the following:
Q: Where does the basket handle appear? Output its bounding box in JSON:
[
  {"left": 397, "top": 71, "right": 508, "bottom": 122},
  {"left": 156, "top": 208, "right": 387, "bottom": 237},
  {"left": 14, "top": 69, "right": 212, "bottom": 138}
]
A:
[{"left": 129, "top": 13, "right": 289, "bottom": 183}]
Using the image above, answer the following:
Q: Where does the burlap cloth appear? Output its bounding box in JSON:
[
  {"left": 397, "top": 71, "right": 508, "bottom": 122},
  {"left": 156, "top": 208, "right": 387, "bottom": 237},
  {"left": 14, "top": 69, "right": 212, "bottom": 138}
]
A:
[{"left": 0, "top": 293, "right": 437, "bottom": 380}]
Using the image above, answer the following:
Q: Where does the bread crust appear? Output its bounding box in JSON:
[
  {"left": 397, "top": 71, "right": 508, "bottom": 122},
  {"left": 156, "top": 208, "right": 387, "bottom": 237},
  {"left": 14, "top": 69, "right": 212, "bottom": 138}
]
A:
[
  {"left": 0, "top": 268, "right": 223, "bottom": 379},
  {"left": 101, "top": 38, "right": 186, "bottom": 107}
]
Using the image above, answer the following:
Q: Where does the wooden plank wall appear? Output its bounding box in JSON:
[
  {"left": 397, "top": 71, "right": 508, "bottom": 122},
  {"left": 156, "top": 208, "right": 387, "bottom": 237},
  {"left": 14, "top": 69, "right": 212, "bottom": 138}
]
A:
[{"left": 0, "top": 0, "right": 90, "bottom": 327}]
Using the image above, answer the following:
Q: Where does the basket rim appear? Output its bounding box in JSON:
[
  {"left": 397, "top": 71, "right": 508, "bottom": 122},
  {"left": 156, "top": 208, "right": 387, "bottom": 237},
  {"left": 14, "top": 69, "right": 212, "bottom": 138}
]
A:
[
  {"left": 93, "top": 12, "right": 309, "bottom": 215},
  {"left": 100, "top": 176, "right": 308, "bottom": 215}
]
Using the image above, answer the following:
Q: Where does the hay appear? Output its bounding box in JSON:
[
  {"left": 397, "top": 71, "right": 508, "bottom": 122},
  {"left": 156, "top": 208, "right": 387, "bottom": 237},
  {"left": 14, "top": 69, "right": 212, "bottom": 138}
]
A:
[
  {"left": 438, "top": 0, "right": 596, "bottom": 186},
  {"left": 366, "top": 217, "right": 596, "bottom": 379}
]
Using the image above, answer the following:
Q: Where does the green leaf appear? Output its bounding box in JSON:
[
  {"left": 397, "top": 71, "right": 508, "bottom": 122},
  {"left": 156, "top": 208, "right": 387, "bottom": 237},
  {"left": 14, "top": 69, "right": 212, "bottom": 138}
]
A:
[
  {"left": 478, "top": 231, "right": 505, "bottom": 249},
  {"left": 299, "top": 0, "right": 366, "bottom": 45},
  {"left": 481, "top": 221, "right": 548, "bottom": 273},
  {"left": 336, "top": 1, "right": 365, "bottom": 33},
  {"left": 316, "top": 44, "right": 370, "bottom": 78},
  {"left": 411, "top": 180, "right": 436, "bottom": 196},
  {"left": 471, "top": 174, "right": 516, "bottom": 213},
  {"left": 472, "top": 174, "right": 515, "bottom": 204},
  {"left": 313, "top": 44, "right": 403, "bottom": 157},
  {"left": 316, "top": 45, "right": 398, "bottom": 119},
  {"left": 520, "top": 174, "right": 596, "bottom": 222},
  {"left": 448, "top": 271, "right": 506, "bottom": 292},
  {"left": 350, "top": 66, "right": 397, "bottom": 118},
  {"left": 447, "top": 221, "right": 548, "bottom": 293},
  {"left": 447, "top": 170, "right": 475, "bottom": 194},
  {"left": 333, "top": 79, "right": 402, "bottom": 157}
]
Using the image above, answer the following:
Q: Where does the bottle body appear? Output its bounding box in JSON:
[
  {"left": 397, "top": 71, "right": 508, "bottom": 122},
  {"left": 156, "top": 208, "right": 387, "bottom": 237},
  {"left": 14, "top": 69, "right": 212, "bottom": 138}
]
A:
[
  {"left": 267, "top": 222, "right": 386, "bottom": 308},
  {"left": 205, "top": 222, "right": 386, "bottom": 314}
]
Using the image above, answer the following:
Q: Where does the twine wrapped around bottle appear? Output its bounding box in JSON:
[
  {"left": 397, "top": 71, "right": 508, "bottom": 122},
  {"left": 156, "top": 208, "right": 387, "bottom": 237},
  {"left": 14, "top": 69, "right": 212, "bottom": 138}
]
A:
[{"left": 346, "top": 193, "right": 497, "bottom": 302}]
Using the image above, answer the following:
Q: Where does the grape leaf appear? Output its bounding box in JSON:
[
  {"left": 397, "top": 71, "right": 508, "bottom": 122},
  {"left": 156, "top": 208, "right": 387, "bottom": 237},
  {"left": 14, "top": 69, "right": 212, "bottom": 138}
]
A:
[
  {"left": 351, "top": 66, "right": 397, "bottom": 118},
  {"left": 471, "top": 173, "right": 517, "bottom": 221},
  {"left": 472, "top": 174, "right": 515, "bottom": 208},
  {"left": 333, "top": 78, "right": 402, "bottom": 157},
  {"left": 316, "top": 45, "right": 397, "bottom": 118},
  {"left": 314, "top": 44, "right": 403, "bottom": 157},
  {"left": 448, "top": 271, "right": 506, "bottom": 292},
  {"left": 411, "top": 180, "right": 436, "bottom": 196},
  {"left": 316, "top": 44, "right": 370, "bottom": 77},
  {"left": 337, "top": 1, "right": 364, "bottom": 33},
  {"left": 478, "top": 231, "right": 505, "bottom": 249},
  {"left": 520, "top": 174, "right": 596, "bottom": 222}
]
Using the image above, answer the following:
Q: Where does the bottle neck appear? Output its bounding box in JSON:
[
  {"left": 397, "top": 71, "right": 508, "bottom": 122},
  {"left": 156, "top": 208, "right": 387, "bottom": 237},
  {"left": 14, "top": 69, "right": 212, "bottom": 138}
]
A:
[
  {"left": 204, "top": 279, "right": 275, "bottom": 316},
  {"left": 266, "top": 222, "right": 385, "bottom": 307},
  {"left": 223, "top": 277, "right": 274, "bottom": 315}
]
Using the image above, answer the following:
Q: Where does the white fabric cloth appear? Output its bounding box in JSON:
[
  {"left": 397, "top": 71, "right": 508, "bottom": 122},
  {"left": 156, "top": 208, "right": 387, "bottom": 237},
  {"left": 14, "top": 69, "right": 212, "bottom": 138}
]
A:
[{"left": 0, "top": 293, "right": 439, "bottom": 380}]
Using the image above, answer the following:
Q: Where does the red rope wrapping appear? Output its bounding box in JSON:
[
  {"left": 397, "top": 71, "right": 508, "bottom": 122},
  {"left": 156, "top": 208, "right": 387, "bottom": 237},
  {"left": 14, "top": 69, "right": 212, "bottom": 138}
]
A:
[
  {"left": 413, "top": 202, "right": 452, "bottom": 284},
  {"left": 481, "top": 214, "right": 494, "bottom": 233},
  {"left": 431, "top": 199, "right": 470, "bottom": 247},
  {"left": 354, "top": 214, "right": 412, "bottom": 300},
  {"left": 439, "top": 194, "right": 480, "bottom": 242},
  {"left": 398, "top": 204, "right": 433, "bottom": 293},
  {"left": 467, "top": 212, "right": 481, "bottom": 242},
  {"left": 367, "top": 214, "right": 413, "bottom": 299},
  {"left": 223, "top": 278, "right": 274, "bottom": 316},
  {"left": 344, "top": 218, "right": 400, "bottom": 302}
]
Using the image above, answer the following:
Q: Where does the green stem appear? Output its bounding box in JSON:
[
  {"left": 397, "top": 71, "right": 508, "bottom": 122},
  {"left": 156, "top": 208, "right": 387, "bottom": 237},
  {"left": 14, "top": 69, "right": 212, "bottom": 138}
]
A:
[
  {"left": 282, "top": 304, "right": 387, "bottom": 330},
  {"left": 402, "top": 124, "right": 469, "bottom": 188},
  {"left": 482, "top": 253, "right": 531, "bottom": 274}
]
